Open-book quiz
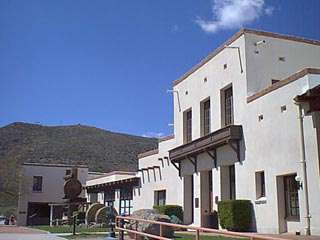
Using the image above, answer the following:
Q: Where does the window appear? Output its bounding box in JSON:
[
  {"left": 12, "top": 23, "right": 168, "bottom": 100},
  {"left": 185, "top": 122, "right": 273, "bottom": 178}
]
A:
[
  {"left": 229, "top": 165, "right": 235, "bottom": 200},
  {"left": 154, "top": 190, "right": 166, "bottom": 206},
  {"left": 119, "top": 188, "right": 133, "bottom": 215},
  {"left": 221, "top": 86, "right": 234, "bottom": 127},
  {"left": 183, "top": 109, "right": 192, "bottom": 143},
  {"left": 32, "top": 176, "right": 43, "bottom": 192},
  {"left": 284, "top": 175, "right": 300, "bottom": 220},
  {"left": 104, "top": 190, "right": 115, "bottom": 207},
  {"left": 66, "top": 169, "right": 71, "bottom": 176},
  {"left": 201, "top": 99, "right": 211, "bottom": 136},
  {"left": 255, "top": 171, "right": 266, "bottom": 199}
]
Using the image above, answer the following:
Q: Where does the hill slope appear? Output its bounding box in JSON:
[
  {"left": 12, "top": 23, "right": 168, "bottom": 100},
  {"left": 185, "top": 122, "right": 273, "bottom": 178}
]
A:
[{"left": 0, "top": 122, "right": 158, "bottom": 210}]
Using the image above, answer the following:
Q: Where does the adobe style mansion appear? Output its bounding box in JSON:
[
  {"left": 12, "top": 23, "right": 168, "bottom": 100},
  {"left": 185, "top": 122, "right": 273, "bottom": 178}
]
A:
[{"left": 18, "top": 29, "right": 320, "bottom": 236}]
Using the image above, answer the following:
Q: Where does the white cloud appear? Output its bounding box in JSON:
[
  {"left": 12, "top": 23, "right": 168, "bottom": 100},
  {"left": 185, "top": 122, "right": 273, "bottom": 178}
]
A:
[
  {"left": 142, "top": 132, "right": 165, "bottom": 138},
  {"left": 196, "top": 0, "right": 273, "bottom": 33}
]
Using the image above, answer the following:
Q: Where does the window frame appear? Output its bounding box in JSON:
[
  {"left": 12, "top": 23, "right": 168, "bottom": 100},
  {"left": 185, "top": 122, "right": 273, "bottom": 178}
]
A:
[
  {"left": 154, "top": 190, "right": 166, "bottom": 206},
  {"left": 183, "top": 108, "right": 192, "bottom": 143},
  {"left": 229, "top": 165, "right": 236, "bottom": 200},
  {"left": 221, "top": 85, "right": 234, "bottom": 127},
  {"left": 284, "top": 175, "right": 300, "bottom": 221},
  {"left": 200, "top": 98, "right": 211, "bottom": 136},
  {"left": 32, "top": 176, "right": 43, "bottom": 193},
  {"left": 255, "top": 171, "right": 266, "bottom": 199}
]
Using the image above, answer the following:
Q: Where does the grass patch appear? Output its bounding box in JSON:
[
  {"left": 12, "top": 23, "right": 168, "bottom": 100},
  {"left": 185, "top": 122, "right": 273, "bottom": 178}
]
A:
[
  {"left": 32, "top": 225, "right": 110, "bottom": 233},
  {"left": 64, "top": 233, "right": 108, "bottom": 239},
  {"left": 174, "top": 233, "right": 246, "bottom": 240}
]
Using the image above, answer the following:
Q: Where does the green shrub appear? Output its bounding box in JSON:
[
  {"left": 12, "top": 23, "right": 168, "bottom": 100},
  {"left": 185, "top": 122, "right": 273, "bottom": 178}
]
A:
[
  {"left": 218, "top": 200, "right": 252, "bottom": 232},
  {"left": 153, "top": 205, "right": 183, "bottom": 222}
]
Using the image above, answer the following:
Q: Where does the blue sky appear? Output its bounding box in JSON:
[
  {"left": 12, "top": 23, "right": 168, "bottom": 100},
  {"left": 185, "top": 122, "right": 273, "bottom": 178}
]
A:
[{"left": 1, "top": 0, "right": 319, "bottom": 137}]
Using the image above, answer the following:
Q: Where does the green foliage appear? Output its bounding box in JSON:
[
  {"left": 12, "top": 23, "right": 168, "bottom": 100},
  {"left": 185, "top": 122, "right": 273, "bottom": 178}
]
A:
[
  {"left": 153, "top": 205, "right": 183, "bottom": 222},
  {"left": 218, "top": 200, "right": 252, "bottom": 232}
]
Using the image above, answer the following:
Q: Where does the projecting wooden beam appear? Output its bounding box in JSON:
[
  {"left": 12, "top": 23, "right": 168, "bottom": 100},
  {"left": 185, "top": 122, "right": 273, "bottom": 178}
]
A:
[
  {"left": 187, "top": 156, "right": 197, "bottom": 173},
  {"left": 206, "top": 149, "right": 217, "bottom": 169},
  {"left": 228, "top": 140, "right": 240, "bottom": 162},
  {"left": 158, "top": 158, "right": 164, "bottom": 168},
  {"left": 163, "top": 156, "right": 170, "bottom": 166},
  {"left": 171, "top": 162, "right": 181, "bottom": 177}
]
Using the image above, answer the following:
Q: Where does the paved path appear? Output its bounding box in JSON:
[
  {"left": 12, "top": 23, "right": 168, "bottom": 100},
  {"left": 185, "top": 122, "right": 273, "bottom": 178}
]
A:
[{"left": 0, "top": 226, "right": 65, "bottom": 240}]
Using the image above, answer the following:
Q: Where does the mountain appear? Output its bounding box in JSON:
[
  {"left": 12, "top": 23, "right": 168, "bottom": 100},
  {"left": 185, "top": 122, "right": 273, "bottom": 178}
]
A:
[{"left": 0, "top": 122, "right": 158, "bottom": 211}]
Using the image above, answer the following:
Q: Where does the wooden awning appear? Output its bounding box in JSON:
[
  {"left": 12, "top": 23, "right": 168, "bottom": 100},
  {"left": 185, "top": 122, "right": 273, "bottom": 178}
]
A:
[
  {"left": 295, "top": 85, "right": 320, "bottom": 113},
  {"left": 169, "top": 125, "right": 243, "bottom": 163},
  {"left": 86, "top": 177, "right": 140, "bottom": 193}
]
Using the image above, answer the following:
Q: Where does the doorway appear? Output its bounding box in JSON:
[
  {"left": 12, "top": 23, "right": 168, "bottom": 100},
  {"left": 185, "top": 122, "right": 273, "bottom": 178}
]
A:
[
  {"left": 183, "top": 175, "right": 194, "bottom": 224},
  {"left": 276, "top": 174, "right": 300, "bottom": 233}
]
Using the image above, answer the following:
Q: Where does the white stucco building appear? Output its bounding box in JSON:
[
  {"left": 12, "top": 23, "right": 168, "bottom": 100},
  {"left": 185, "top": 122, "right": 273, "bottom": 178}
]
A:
[
  {"left": 166, "top": 29, "right": 320, "bottom": 235},
  {"left": 17, "top": 163, "right": 88, "bottom": 226},
  {"left": 133, "top": 136, "right": 183, "bottom": 211}
]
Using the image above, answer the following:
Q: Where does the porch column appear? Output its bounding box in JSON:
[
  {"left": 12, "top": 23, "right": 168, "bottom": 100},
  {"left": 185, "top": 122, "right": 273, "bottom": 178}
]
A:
[{"left": 49, "top": 205, "right": 54, "bottom": 227}]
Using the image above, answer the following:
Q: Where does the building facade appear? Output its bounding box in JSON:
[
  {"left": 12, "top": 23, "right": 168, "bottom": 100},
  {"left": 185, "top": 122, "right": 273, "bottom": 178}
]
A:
[
  {"left": 133, "top": 136, "right": 183, "bottom": 211},
  {"left": 86, "top": 171, "right": 139, "bottom": 215},
  {"left": 168, "top": 29, "right": 320, "bottom": 235},
  {"left": 17, "top": 163, "right": 88, "bottom": 226}
]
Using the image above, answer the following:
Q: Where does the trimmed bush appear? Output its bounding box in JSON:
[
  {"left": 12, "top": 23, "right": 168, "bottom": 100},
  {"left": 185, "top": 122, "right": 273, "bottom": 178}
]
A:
[
  {"left": 218, "top": 200, "right": 252, "bottom": 232},
  {"left": 153, "top": 205, "right": 183, "bottom": 222}
]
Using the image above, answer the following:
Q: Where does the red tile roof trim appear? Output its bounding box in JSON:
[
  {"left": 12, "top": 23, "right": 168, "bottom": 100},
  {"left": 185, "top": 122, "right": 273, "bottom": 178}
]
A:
[{"left": 247, "top": 68, "right": 320, "bottom": 103}]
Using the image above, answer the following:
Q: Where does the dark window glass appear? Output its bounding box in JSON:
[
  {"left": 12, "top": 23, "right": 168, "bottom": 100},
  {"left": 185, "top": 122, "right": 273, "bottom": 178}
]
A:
[
  {"left": 203, "top": 100, "right": 211, "bottom": 136},
  {"left": 229, "top": 165, "right": 235, "bottom": 200},
  {"left": 184, "top": 110, "right": 192, "bottom": 143},
  {"left": 32, "top": 176, "right": 43, "bottom": 192},
  {"left": 104, "top": 190, "right": 115, "bottom": 207},
  {"left": 119, "top": 188, "right": 133, "bottom": 215},
  {"left": 209, "top": 171, "right": 213, "bottom": 212},
  {"left": 284, "top": 175, "right": 300, "bottom": 219},
  {"left": 224, "top": 87, "right": 234, "bottom": 126},
  {"left": 154, "top": 190, "right": 166, "bottom": 206},
  {"left": 260, "top": 172, "right": 265, "bottom": 197}
]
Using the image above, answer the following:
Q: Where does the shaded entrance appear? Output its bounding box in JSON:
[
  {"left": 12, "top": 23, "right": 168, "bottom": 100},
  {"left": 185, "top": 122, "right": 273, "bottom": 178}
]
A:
[{"left": 27, "top": 202, "right": 50, "bottom": 226}]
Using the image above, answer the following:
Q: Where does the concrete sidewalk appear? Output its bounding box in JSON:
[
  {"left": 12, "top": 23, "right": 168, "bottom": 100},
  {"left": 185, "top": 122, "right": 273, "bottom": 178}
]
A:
[{"left": 0, "top": 226, "right": 65, "bottom": 240}]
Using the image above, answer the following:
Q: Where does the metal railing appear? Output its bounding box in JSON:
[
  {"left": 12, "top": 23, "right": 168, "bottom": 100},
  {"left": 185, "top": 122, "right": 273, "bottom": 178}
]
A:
[{"left": 115, "top": 215, "right": 289, "bottom": 240}]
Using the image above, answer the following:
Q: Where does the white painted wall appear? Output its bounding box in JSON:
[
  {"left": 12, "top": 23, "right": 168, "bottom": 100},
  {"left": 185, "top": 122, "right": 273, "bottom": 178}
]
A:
[
  {"left": 17, "top": 164, "right": 88, "bottom": 226},
  {"left": 133, "top": 138, "right": 183, "bottom": 212},
  {"left": 171, "top": 31, "right": 320, "bottom": 234}
]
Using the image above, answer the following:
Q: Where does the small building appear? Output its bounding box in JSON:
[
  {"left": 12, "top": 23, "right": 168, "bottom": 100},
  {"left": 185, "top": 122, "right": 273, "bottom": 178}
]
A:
[
  {"left": 17, "top": 163, "right": 88, "bottom": 226},
  {"left": 86, "top": 171, "right": 139, "bottom": 215}
]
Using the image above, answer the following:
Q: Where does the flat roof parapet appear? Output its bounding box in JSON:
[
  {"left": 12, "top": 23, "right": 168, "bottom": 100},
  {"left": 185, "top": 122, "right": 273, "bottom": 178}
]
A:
[
  {"left": 247, "top": 68, "right": 320, "bottom": 103},
  {"left": 173, "top": 28, "right": 320, "bottom": 86},
  {"left": 138, "top": 149, "right": 159, "bottom": 159},
  {"left": 22, "top": 162, "right": 88, "bottom": 168}
]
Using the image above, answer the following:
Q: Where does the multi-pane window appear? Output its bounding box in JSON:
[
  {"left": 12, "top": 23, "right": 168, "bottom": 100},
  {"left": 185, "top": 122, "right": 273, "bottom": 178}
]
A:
[
  {"left": 154, "top": 190, "right": 166, "bottom": 206},
  {"left": 184, "top": 109, "right": 192, "bottom": 143},
  {"left": 284, "top": 175, "right": 300, "bottom": 219},
  {"left": 229, "top": 165, "right": 235, "bottom": 200},
  {"left": 255, "top": 171, "right": 266, "bottom": 199},
  {"left": 119, "top": 188, "right": 133, "bottom": 215},
  {"left": 224, "top": 87, "right": 234, "bottom": 126},
  {"left": 104, "top": 190, "right": 115, "bottom": 207},
  {"left": 32, "top": 176, "right": 43, "bottom": 192},
  {"left": 201, "top": 99, "right": 211, "bottom": 136}
]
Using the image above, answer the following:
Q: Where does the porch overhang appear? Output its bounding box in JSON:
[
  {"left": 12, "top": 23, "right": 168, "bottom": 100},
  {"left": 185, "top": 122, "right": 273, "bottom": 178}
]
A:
[
  {"left": 294, "top": 84, "right": 320, "bottom": 113},
  {"left": 86, "top": 177, "right": 140, "bottom": 193},
  {"left": 169, "top": 125, "right": 243, "bottom": 164}
]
